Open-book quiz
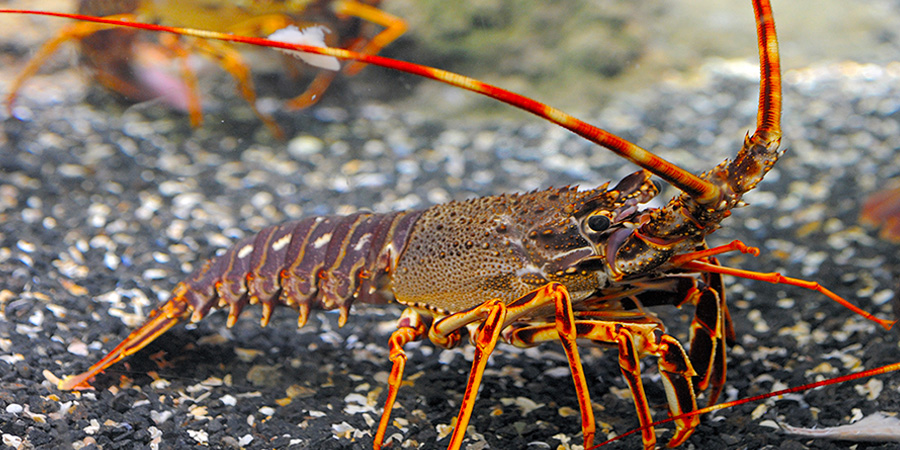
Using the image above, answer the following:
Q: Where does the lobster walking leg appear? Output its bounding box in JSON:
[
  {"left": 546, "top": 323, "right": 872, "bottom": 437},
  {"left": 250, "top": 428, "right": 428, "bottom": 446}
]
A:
[
  {"left": 616, "top": 330, "right": 659, "bottom": 450},
  {"left": 629, "top": 271, "right": 731, "bottom": 407},
  {"left": 507, "top": 321, "right": 699, "bottom": 449},
  {"left": 411, "top": 299, "right": 511, "bottom": 450},
  {"left": 447, "top": 299, "right": 507, "bottom": 450},
  {"left": 688, "top": 259, "right": 729, "bottom": 406},
  {"left": 374, "top": 309, "right": 427, "bottom": 450},
  {"left": 427, "top": 283, "right": 596, "bottom": 449},
  {"left": 703, "top": 260, "right": 736, "bottom": 346}
]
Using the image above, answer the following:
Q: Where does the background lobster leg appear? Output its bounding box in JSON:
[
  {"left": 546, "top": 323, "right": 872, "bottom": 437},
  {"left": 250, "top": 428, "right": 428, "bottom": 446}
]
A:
[
  {"left": 287, "top": 0, "right": 407, "bottom": 109},
  {"left": 187, "top": 37, "right": 285, "bottom": 138},
  {"left": 6, "top": 3, "right": 407, "bottom": 136},
  {"left": 860, "top": 184, "right": 900, "bottom": 242},
  {"left": 332, "top": 0, "right": 407, "bottom": 76},
  {"left": 142, "top": 33, "right": 203, "bottom": 126},
  {"left": 204, "top": 12, "right": 332, "bottom": 113},
  {"left": 4, "top": 10, "right": 284, "bottom": 135},
  {"left": 4, "top": 16, "right": 132, "bottom": 113},
  {"left": 285, "top": 71, "right": 339, "bottom": 110}
]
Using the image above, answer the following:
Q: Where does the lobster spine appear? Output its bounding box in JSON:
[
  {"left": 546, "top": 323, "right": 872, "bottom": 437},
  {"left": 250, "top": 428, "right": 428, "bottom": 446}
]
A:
[{"left": 174, "top": 210, "right": 424, "bottom": 330}]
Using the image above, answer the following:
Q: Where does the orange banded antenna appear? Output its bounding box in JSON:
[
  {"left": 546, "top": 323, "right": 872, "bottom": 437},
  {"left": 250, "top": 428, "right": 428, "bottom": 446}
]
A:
[{"left": 753, "top": 0, "right": 782, "bottom": 139}]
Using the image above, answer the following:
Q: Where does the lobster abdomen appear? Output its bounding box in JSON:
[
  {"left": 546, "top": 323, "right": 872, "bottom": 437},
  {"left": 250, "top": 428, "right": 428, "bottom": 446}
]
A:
[
  {"left": 168, "top": 210, "right": 424, "bottom": 329},
  {"left": 56, "top": 210, "right": 423, "bottom": 391}
]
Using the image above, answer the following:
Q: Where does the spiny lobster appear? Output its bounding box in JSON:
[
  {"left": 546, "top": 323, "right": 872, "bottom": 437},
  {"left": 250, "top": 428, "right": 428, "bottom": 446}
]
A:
[
  {"left": 1, "top": 1, "right": 898, "bottom": 449},
  {"left": 5, "top": 0, "right": 406, "bottom": 138}
]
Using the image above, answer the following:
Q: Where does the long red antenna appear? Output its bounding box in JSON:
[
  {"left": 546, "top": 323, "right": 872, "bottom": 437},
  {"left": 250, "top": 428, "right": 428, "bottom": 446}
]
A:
[
  {"left": 0, "top": 9, "right": 722, "bottom": 204},
  {"left": 589, "top": 360, "right": 900, "bottom": 448}
]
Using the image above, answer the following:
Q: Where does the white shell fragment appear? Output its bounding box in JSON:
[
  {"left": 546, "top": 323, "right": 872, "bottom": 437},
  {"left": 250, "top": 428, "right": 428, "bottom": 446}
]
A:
[
  {"left": 267, "top": 25, "right": 340, "bottom": 71},
  {"left": 780, "top": 412, "right": 900, "bottom": 442}
]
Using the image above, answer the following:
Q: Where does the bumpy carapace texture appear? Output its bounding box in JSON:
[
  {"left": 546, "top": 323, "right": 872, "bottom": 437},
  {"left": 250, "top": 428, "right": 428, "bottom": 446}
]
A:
[{"left": 393, "top": 172, "right": 660, "bottom": 313}]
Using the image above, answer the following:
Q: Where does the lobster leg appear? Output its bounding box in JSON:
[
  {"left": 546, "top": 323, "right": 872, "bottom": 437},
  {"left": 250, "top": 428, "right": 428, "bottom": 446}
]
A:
[
  {"left": 5, "top": 16, "right": 135, "bottom": 113},
  {"left": 222, "top": 13, "right": 337, "bottom": 112},
  {"left": 428, "top": 283, "right": 596, "bottom": 449},
  {"left": 507, "top": 321, "right": 699, "bottom": 449},
  {"left": 285, "top": 70, "right": 339, "bottom": 110},
  {"left": 448, "top": 299, "right": 507, "bottom": 450},
  {"left": 6, "top": 10, "right": 284, "bottom": 136},
  {"left": 415, "top": 299, "right": 509, "bottom": 449},
  {"left": 688, "top": 259, "right": 729, "bottom": 406},
  {"left": 187, "top": 37, "right": 284, "bottom": 138},
  {"left": 684, "top": 277, "right": 727, "bottom": 407},
  {"left": 148, "top": 33, "right": 204, "bottom": 127},
  {"left": 703, "top": 260, "right": 736, "bottom": 346},
  {"left": 374, "top": 308, "right": 428, "bottom": 450},
  {"left": 333, "top": 0, "right": 408, "bottom": 76},
  {"left": 287, "top": 0, "right": 407, "bottom": 109},
  {"left": 626, "top": 268, "right": 732, "bottom": 406}
]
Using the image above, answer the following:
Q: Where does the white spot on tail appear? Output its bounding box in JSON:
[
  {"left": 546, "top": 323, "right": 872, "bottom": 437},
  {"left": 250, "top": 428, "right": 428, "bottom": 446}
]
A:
[
  {"left": 314, "top": 233, "right": 332, "bottom": 249},
  {"left": 272, "top": 234, "right": 291, "bottom": 252},
  {"left": 354, "top": 233, "right": 372, "bottom": 252},
  {"left": 238, "top": 245, "right": 254, "bottom": 259},
  {"left": 268, "top": 25, "right": 340, "bottom": 71}
]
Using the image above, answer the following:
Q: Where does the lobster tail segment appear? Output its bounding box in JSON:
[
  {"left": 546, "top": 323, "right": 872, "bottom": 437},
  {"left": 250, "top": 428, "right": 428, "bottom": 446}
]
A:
[{"left": 57, "top": 292, "right": 190, "bottom": 391}]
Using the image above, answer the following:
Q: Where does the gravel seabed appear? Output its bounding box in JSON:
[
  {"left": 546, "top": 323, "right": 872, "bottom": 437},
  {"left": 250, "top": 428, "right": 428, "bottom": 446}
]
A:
[{"left": 1, "top": 7, "right": 900, "bottom": 450}]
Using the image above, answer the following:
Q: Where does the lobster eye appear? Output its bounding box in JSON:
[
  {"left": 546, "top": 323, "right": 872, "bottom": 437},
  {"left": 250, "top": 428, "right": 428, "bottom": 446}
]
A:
[{"left": 586, "top": 214, "right": 611, "bottom": 232}]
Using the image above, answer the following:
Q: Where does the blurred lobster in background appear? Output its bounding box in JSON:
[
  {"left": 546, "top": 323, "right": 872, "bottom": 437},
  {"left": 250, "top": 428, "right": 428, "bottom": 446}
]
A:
[{"left": 5, "top": 0, "right": 406, "bottom": 138}]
